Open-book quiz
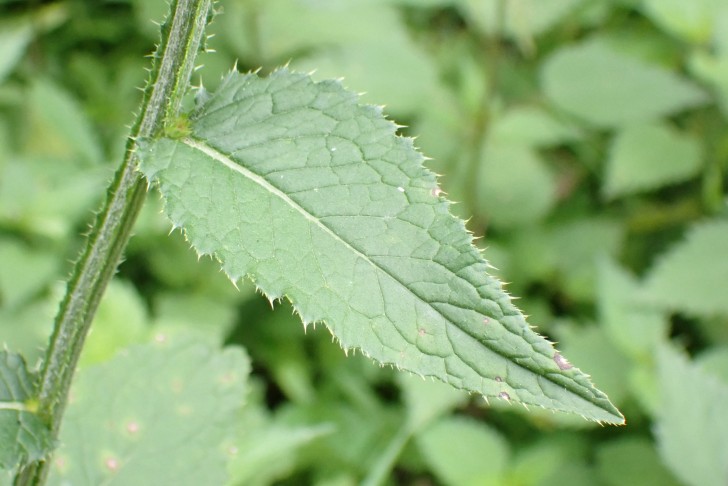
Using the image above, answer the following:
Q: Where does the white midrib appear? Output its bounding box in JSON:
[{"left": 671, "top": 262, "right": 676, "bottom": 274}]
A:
[{"left": 180, "top": 137, "right": 615, "bottom": 421}]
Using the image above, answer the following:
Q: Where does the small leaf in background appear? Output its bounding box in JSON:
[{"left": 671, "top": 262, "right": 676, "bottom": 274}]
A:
[
  {"left": 0, "top": 17, "right": 33, "bottom": 84},
  {"left": 509, "top": 218, "right": 624, "bottom": 303},
  {"left": 462, "top": 0, "right": 582, "bottom": 45},
  {"left": 416, "top": 416, "right": 510, "bottom": 486},
  {"left": 696, "top": 346, "right": 728, "bottom": 384},
  {"left": 0, "top": 295, "right": 56, "bottom": 364},
  {"left": 253, "top": 0, "right": 442, "bottom": 116},
  {"left": 542, "top": 39, "right": 707, "bottom": 127},
  {"left": 25, "top": 78, "right": 103, "bottom": 165},
  {"left": 644, "top": 220, "right": 728, "bottom": 317},
  {"left": 656, "top": 345, "right": 728, "bottom": 486},
  {"left": 139, "top": 68, "right": 623, "bottom": 423},
  {"left": 0, "top": 155, "right": 108, "bottom": 240},
  {"left": 508, "top": 434, "right": 589, "bottom": 486},
  {"left": 46, "top": 337, "right": 249, "bottom": 486},
  {"left": 227, "top": 398, "right": 333, "bottom": 486},
  {"left": 476, "top": 143, "right": 557, "bottom": 228},
  {"left": 490, "top": 106, "right": 581, "bottom": 147},
  {"left": 640, "top": 0, "right": 728, "bottom": 44},
  {"left": 596, "top": 437, "right": 682, "bottom": 486},
  {"left": 689, "top": 50, "right": 728, "bottom": 117},
  {"left": 597, "top": 258, "right": 669, "bottom": 359},
  {"left": 603, "top": 123, "right": 702, "bottom": 198},
  {"left": 399, "top": 373, "right": 467, "bottom": 431},
  {"left": 0, "top": 237, "right": 58, "bottom": 310},
  {"left": 0, "top": 351, "right": 53, "bottom": 471}
]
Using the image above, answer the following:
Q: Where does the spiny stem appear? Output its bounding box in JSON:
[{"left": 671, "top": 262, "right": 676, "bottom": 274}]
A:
[{"left": 13, "top": 1, "right": 213, "bottom": 484}]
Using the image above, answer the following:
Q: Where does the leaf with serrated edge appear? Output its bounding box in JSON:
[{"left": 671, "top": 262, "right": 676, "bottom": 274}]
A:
[
  {"left": 138, "top": 68, "right": 623, "bottom": 424},
  {"left": 0, "top": 350, "right": 54, "bottom": 470}
]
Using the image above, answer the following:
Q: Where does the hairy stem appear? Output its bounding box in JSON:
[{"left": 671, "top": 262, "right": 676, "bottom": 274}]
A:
[{"left": 13, "top": 1, "right": 213, "bottom": 484}]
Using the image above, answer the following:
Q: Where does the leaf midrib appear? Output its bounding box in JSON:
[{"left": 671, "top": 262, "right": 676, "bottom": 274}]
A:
[{"left": 180, "top": 136, "right": 614, "bottom": 419}]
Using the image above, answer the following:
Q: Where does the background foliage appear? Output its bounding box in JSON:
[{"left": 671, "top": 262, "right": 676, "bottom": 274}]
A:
[{"left": 1, "top": 0, "right": 727, "bottom": 485}]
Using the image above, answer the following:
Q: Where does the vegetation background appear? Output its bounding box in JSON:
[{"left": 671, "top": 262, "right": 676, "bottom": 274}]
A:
[{"left": 1, "top": 0, "right": 727, "bottom": 485}]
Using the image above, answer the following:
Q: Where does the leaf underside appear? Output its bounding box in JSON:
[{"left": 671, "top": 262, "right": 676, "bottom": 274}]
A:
[{"left": 138, "top": 68, "right": 623, "bottom": 424}]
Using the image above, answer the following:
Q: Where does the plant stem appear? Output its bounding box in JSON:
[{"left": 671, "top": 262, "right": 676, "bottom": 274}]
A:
[{"left": 13, "top": 1, "right": 213, "bottom": 484}]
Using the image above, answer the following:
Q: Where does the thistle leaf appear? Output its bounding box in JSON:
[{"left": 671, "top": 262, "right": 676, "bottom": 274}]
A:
[{"left": 138, "top": 68, "right": 623, "bottom": 424}]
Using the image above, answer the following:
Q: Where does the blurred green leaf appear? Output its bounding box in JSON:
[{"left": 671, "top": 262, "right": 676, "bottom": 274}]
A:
[
  {"left": 641, "top": 0, "right": 728, "bottom": 45},
  {"left": 644, "top": 220, "right": 728, "bottom": 317},
  {"left": 476, "top": 143, "right": 557, "bottom": 228},
  {"left": 462, "top": 0, "right": 582, "bottom": 44},
  {"left": 47, "top": 337, "right": 250, "bottom": 486},
  {"left": 596, "top": 437, "right": 681, "bottom": 486},
  {"left": 0, "top": 17, "right": 32, "bottom": 84},
  {"left": 656, "top": 345, "right": 728, "bottom": 486},
  {"left": 0, "top": 351, "right": 53, "bottom": 471},
  {"left": 696, "top": 346, "right": 728, "bottom": 385},
  {"left": 0, "top": 237, "right": 58, "bottom": 310},
  {"left": 0, "top": 4, "right": 67, "bottom": 84},
  {"left": 227, "top": 398, "right": 333, "bottom": 486},
  {"left": 598, "top": 258, "right": 669, "bottom": 359},
  {"left": 542, "top": 39, "right": 707, "bottom": 127},
  {"left": 604, "top": 123, "right": 702, "bottom": 198},
  {"left": 416, "top": 416, "right": 509, "bottom": 486},
  {"left": 509, "top": 219, "right": 624, "bottom": 302},
  {"left": 508, "top": 434, "right": 589, "bottom": 486},
  {"left": 0, "top": 156, "right": 107, "bottom": 239},
  {"left": 0, "top": 295, "right": 56, "bottom": 364},
  {"left": 153, "top": 291, "right": 241, "bottom": 345},
  {"left": 79, "top": 280, "right": 151, "bottom": 366},
  {"left": 689, "top": 50, "right": 728, "bottom": 116},
  {"left": 25, "top": 78, "right": 103, "bottom": 165},
  {"left": 399, "top": 373, "right": 467, "bottom": 431},
  {"left": 490, "top": 106, "right": 581, "bottom": 147}
]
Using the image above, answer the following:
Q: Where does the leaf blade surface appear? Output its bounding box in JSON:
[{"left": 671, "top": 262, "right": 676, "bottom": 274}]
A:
[{"left": 139, "top": 69, "right": 623, "bottom": 423}]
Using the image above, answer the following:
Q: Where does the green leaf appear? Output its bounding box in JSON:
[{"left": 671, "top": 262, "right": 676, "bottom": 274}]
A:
[
  {"left": 25, "top": 78, "right": 103, "bottom": 165},
  {"left": 641, "top": 0, "right": 728, "bottom": 44},
  {"left": 462, "top": 0, "right": 582, "bottom": 41},
  {"left": 416, "top": 416, "right": 509, "bottom": 486},
  {"left": 0, "top": 237, "right": 58, "bottom": 310},
  {"left": 597, "top": 258, "right": 669, "bottom": 359},
  {"left": 399, "top": 373, "right": 467, "bottom": 431},
  {"left": 138, "top": 68, "right": 623, "bottom": 423},
  {"left": 542, "top": 40, "right": 707, "bottom": 127},
  {"left": 0, "top": 351, "right": 53, "bottom": 470},
  {"left": 656, "top": 345, "right": 728, "bottom": 486},
  {"left": 476, "top": 143, "right": 557, "bottom": 228},
  {"left": 644, "top": 220, "right": 728, "bottom": 317},
  {"left": 0, "top": 17, "right": 33, "bottom": 84},
  {"left": 46, "top": 337, "right": 249, "bottom": 486},
  {"left": 227, "top": 405, "right": 333, "bottom": 486},
  {"left": 490, "top": 106, "right": 581, "bottom": 147},
  {"left": 603, "top": 123, "right": 702, "bottom": 198},
  {"left": 596, "top": 437, "right": 682, "bottom": 486},
  {"left": 78, "top": 279, "right": 151, "bottom": 366}
]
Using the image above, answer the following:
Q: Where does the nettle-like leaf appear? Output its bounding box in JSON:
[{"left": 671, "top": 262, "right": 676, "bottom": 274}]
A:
[
  {"left": 0, "top": 350, "right": 53, "bottom": 470},
  {"left": 46, "top": 337, "right": 249, "bottom": 486},
  {"left": 138, "top": 68, "right": 623, "bottom": 424}
]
